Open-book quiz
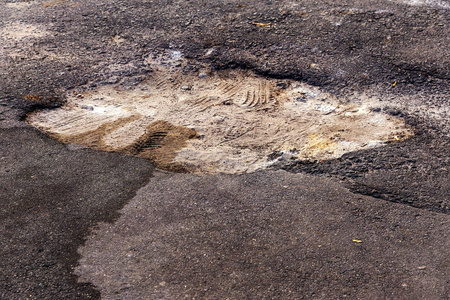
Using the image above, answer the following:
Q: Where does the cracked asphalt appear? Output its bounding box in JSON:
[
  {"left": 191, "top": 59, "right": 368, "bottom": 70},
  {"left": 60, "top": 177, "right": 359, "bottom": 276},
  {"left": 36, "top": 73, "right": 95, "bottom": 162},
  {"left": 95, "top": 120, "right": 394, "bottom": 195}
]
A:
[{"left": 1, "top": 0, "right": 449, "bottom": 299}]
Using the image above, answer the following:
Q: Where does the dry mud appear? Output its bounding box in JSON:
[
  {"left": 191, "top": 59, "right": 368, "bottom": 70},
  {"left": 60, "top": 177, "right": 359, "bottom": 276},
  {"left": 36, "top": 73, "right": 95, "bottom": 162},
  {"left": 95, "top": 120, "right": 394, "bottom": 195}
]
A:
[{"left": 27, "top": 54, "right": 413, "bottom": 174}]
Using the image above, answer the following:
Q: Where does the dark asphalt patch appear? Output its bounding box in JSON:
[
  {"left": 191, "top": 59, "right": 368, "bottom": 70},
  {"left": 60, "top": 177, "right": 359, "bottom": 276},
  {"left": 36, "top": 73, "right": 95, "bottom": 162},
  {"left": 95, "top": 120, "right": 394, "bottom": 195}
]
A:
[
  {"left": 0, "top": 127, "right": 154, "bottom": 299},
  {"left": 75, "top": 171, "right": 450, "bottom": 299}
]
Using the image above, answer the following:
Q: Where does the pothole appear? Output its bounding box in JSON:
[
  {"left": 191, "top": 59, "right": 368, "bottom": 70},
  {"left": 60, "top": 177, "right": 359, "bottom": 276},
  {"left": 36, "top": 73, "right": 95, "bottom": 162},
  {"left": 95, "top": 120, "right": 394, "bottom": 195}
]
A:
[{"left": 27, "top": 54, "right": 413, "bottom": 174}]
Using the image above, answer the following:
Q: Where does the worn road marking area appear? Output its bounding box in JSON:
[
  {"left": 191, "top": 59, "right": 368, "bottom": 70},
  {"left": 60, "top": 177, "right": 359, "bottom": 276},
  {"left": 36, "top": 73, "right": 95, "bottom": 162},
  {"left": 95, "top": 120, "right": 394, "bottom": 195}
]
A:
[{"left": 27, "top": 56, "right": 412, "bottom": 174}]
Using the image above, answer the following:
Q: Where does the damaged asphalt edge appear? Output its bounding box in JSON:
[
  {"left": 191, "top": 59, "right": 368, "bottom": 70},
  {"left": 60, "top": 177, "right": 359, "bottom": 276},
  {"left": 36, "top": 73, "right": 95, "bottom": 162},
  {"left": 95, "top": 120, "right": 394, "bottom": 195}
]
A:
[
  {"left": 274, "top": 111, "right": 450, "bottom": 214},
  {"left": 6, "top": 48, "right": 446, "bottom": 212}
]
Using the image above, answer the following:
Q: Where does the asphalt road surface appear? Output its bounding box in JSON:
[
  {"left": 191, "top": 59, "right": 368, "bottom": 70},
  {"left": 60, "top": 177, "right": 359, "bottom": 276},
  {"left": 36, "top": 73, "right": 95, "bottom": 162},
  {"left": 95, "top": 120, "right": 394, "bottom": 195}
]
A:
[{"left": 1, "top": 0, "right": 449, "bottom": 299}]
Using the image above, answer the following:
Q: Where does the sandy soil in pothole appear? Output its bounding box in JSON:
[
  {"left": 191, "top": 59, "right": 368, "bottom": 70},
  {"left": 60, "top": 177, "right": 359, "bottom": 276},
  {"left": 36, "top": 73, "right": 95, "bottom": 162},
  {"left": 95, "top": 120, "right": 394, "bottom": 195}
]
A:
[{"left": 27, "top": 54, "right": 413, "bottom": 174}]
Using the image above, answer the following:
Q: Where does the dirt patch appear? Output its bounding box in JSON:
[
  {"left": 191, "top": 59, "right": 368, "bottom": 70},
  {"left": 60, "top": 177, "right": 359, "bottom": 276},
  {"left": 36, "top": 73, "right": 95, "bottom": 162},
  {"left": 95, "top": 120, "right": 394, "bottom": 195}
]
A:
[
  {"left": 0, "top": 22, "right": 48, "bottom": 41},
  {"left": 122, "top": 121, "right": 197, "bottom": 173},
  {"left": 49, "top": 115, "right": 142, "bottom": 149},
  {"left": 5, "top": 2, "right": 33, "bottom": 9},
  {"left": 395, "top": 0, "right": 450, "bottom": 9},
  {"left": 0, "top": 21, "right": 50, "bottom": 63},
  {"left": 27, "top": 54, "right": 413, "bottom": 174}
]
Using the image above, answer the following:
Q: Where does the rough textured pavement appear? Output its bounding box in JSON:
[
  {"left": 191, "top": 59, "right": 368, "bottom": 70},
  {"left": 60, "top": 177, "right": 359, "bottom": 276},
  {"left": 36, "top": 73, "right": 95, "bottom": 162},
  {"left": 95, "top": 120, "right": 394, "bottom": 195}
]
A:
[
  {"left": 1, "top": 0, "right": 449, "bottom": 299},
  {"left": 75, "top": 171, "right": 449, "bottom": 299}
]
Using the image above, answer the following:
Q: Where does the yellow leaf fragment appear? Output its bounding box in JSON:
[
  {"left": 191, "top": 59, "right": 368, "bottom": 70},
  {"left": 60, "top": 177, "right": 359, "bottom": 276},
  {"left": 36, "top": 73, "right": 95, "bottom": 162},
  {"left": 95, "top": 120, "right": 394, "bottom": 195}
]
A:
[
  {"left": 112, "top": 35, "right": 125, "bottom": 45},
  {"left": 251, "top": 22, "right": 272, "bottom": 28},
  {"left": 352, "top": 239, "right": 363, "bottom": 243}
]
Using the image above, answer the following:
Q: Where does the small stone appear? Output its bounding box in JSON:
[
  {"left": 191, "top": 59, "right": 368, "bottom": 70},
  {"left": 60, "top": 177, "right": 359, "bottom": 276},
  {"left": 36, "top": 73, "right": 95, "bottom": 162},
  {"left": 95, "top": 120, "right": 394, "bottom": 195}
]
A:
[
  {"left": 281, "top": 152, "right": 295, "bottom": 160},
  {"left": 102, "top": 76, "right": 120, "bottom": 84},
  {"left": 276, "top": 82, "right": 288, "bottom": 89},
  {"left": 181, "top": 85, "right": 191, "bottom": 91},
  {"left": 170, "top": 51, "right": 181, "bottom": 59},
  {"left": 198, "top": 73, "right": 207, "bottom": 78}
]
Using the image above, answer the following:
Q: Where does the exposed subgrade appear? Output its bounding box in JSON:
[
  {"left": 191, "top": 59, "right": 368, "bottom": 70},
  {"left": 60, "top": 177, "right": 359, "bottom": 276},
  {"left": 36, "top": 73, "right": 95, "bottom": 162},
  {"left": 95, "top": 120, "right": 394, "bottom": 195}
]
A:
[{"left": 26, "top": 53, "right": 413, "bottom": 174}]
